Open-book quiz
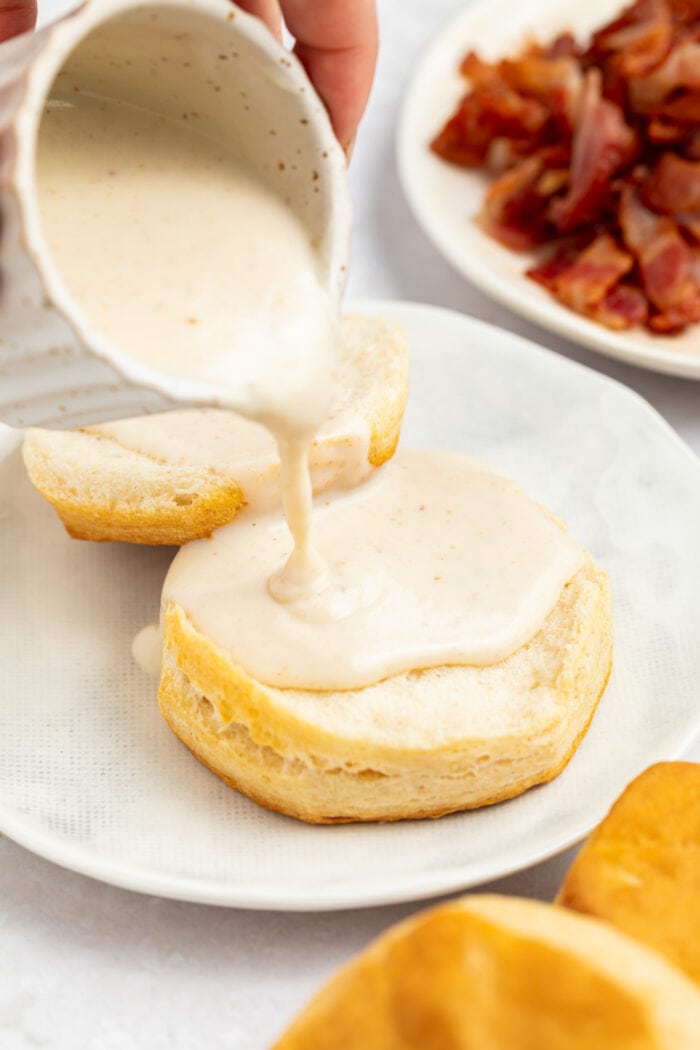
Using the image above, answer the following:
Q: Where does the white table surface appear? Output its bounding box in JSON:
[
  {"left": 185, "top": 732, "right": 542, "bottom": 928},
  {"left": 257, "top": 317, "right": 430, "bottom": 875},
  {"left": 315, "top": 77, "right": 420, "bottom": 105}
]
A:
[{"left": 3, "top": 1, "right": 699, "bottom": 1047}]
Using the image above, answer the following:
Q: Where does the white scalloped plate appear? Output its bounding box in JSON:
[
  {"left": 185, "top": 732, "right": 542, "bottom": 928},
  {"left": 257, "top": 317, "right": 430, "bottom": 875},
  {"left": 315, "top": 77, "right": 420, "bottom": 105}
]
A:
[
  {"left": 1, "top": 301, "right": 700, "bottom": 909},
  {"left": 398, "top": 0, "right": 700, "bottom": 379}
]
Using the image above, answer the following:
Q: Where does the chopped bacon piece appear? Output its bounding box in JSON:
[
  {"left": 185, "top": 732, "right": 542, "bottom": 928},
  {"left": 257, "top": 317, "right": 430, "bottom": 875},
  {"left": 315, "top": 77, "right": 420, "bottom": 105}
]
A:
[
  {"left": 430, "top": 104, "right": 491, "bottom": 167},
  {"left": 499, "top": 56, "right": 583, "bottom": 127},
  {"left": 475, "top": 83, "right": 550, "bottom": 138},
  {"left": 589, "top": 0, "right": 673, "bottom": 77},
  {"left": 549, "top": 235, "right": 633, "bottom": 312},
  {"left": 479, "top": 156, "right": 552, "bottom": 249},
  {"left": 527, "top": 236, "right": 592, "bottom": 288},
  {"left": 643, "top": 153, "right": 700, "bottom": 212},
  {"left": 548, "top": 70, "right": 637, "bottom": 233},
  {"left": 528, "top": 253, "right": 579, "bottom": 289},
  {"left": 527, "top": 234, "right": 633, "bottom": 314},
  {"left": 628, "top": 40, "right": 700, "bottom": 109},
  {"left": 620, "top": 185, "right": 700, "bottom": 328},
  {"left": 479, "top": 145, "right": 576, "bottom": 248},
  {"left": 430, "top": 84, "right": 548, "bottom": 168},
  {"left": 588, "top": 284, "right": 650, "bottom": 328},
  {"left": 460, "top": 50, "right": 498, "bottom": 86}
]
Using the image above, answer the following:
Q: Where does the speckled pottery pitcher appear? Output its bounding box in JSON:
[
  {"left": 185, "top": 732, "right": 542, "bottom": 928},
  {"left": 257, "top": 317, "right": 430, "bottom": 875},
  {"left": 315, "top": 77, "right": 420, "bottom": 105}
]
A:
[{"left": 0, "top": 0, "right": 350, "bottom": 428}]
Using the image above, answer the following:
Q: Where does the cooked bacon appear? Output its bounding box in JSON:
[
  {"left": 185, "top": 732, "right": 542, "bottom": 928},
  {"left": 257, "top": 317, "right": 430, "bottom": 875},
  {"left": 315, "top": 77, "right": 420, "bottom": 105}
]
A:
[
  {"left": 588, "top": 284, "right": 650, "bottom": 328},
  {"left": 477, "top": 83, "right": 550, "bottom": 138},
  {"left": 548, "top": 70, "right": 636, "bottom": 232},
  {"left": 430, "top": 83, "right": 549, "bottom": 168},
  {"left": 479, "top": 156, "right": 552, "bottom": 249},
  {"left": 431, "top": 104, "right": 491, "bottom": 167},
  {"left": 527, "top": 251, "right": 581, "bottom": 289},
  {"left": 529, "top": 236, "right": 645, "bottom": 325},
  {"left": 432, "top": 0, "right": 700, "bottom": 334},
  {"left": 643, "top": 153, "right": 700, "bottom": 212},
  {"left": 549, "top": 234, "right": 634, "bottom": 311},
  {"left": 460, "top": 50, "right": 498, "bottom": 86},
  {"left": 628, "top": 39, "right": 700, "bottom": 109},
  {"left": 499, "top": 56, "right": 583, "bottom": 127},
  {"left": 478, "top": 145, "right": 576, "bottom": 248},
  {"left": 620, "top": 185, "right": 700, "bottom": 328},
  {"left": 589, "top": 0, "right": 673, "bottom": 77}
]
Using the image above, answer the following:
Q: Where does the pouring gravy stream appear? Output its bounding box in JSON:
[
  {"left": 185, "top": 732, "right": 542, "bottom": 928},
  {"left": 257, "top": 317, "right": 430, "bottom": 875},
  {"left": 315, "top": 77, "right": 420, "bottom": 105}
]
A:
[{"left": 37, "top": 90, "right": 584, "bottom": 689}]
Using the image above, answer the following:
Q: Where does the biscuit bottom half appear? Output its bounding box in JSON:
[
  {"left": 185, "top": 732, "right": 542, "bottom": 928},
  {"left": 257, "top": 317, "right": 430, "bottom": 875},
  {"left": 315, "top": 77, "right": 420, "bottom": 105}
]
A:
[{"left": 158, "top": 558, "right": 612, "bottom": 823}]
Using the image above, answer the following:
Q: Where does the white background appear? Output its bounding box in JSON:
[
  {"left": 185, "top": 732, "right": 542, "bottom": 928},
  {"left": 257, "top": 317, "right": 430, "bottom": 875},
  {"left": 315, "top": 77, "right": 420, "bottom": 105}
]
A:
[{"left": 2, "top": 1, "right": 699, "bottom": 1047}]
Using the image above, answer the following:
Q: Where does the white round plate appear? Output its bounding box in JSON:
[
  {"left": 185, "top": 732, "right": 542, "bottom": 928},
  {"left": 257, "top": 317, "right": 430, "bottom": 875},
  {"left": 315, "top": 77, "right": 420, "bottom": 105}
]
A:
[
  {"left": 398, "top": 0, "right": 700, "bottom": 379},
  {"left": 2, "top": 300, "right": 700, "bottom": 910}
]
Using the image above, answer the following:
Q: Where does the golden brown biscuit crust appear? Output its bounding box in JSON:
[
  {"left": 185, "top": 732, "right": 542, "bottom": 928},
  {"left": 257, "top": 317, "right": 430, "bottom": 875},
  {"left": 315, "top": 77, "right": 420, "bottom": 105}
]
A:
[
  {"left": 157, "top": 558, "right": 613, "bottom": 823},
  {"left": 558, "top": 761, "right": 700, "bottom": 985},
  {"left": 22, "top": 315, "right": 409, "bottom": 545},
  {"left": 273, "top": 895, "right": 700, "bottom": 1049}
]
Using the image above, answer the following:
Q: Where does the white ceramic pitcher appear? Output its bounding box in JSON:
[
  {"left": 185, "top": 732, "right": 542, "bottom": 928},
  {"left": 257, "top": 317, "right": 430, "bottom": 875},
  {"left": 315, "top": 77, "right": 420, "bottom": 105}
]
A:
[{"left": 0, "top": 0, "right": 350, "bottom": 428}]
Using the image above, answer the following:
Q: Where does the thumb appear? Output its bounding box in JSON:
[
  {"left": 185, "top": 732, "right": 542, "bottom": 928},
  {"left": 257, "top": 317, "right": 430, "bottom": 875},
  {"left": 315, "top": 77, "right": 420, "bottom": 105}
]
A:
[{"left": 0, "top": 0, "right": 37, "bottom": 42}]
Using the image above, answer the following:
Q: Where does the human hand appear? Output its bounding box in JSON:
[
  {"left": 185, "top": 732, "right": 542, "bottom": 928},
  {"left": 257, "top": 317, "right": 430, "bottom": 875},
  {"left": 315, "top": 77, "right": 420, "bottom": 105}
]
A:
[
  {"left": 0, "top": 0, "right": 377, "bottom": 155},
  {"left": 237, "top": 0, "right": 378, "bottom": 155},
  {"left": 0, "top": 0, "right": 37, "bottom": 41}
]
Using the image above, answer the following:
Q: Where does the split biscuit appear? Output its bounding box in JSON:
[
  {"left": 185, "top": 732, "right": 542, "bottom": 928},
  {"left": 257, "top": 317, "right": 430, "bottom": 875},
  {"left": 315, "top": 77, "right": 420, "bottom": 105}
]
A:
[{"left": 22, "top": 315, "right": 409, "bottom": 544}]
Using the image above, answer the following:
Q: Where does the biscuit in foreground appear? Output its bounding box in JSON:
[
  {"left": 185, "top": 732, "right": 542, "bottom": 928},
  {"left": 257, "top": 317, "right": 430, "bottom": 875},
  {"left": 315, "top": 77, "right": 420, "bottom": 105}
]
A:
[
  {"left": 158, "top": 555, "right": 612, "bottom": 824},
  {"left": 273, "top": 895, "right": 700, "bottom": 1049},
  {"left": 22, "top": 315, "right": 409, "bottom": 545},
  {"left": 558, "top": 761, "right": 700, "bottom": 985}
]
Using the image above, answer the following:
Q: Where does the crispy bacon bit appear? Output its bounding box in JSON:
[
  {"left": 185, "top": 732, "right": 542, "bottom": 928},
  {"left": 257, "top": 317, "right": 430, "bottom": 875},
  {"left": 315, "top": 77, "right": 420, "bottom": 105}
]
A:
[
  {"left": 549, "top": 234, "right": 634, "bottom": 311},
  {"left": 548, "top": 70, "right": 636, "bottom": 233},
  {"left": 431, "top": 0, "right": 700, "bottom": 334},
  {"left": 589, "top": 284, "right": 650, "bottom": 328},
  {"left": 628, "top": 40, "right": 700, "bottom": 110},
  {"left": 589, "top": 0, "right": 673, "bottom": 78},
  {"left": 477, "top": 145, "right": 576, "bottom": 248},
  {"left": 500, "top": 56, "right": 583, "bottom": 127},
  {"left": 643, "top": 153, "right": 700, "bottom": 212},
  {"left": 620, "top": 185, "right": 700, "bottom": 329},
  {"left": 431, "top": 100, "right": 493, "bottom": 167},
  {"left": 528, "top": 234, "right": 634, "bottom": 318},
  {"left": 479, "top": 156, "right": 552, "bottom": 249}
]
